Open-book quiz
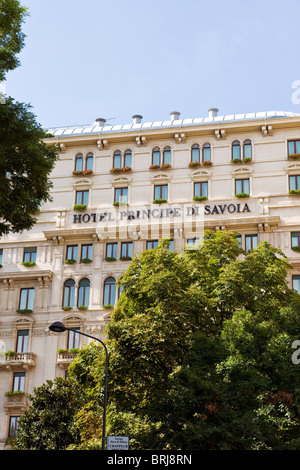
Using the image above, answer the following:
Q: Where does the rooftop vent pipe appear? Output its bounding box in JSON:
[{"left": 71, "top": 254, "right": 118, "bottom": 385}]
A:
[
  {"left": 170, "top": 111, "right": 181, "bottom": 121},
  {"left": 208, "top": 108, "right": 219, "bottom": 119},
  {"left": 94, "top": 118, "right": 106, "bottom": 127},
  {"left": 132, "top": 115, "right": 143, "bottom": 124}
]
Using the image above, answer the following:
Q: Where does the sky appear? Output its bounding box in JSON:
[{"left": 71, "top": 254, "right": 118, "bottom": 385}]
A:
[{"left": 5, "top": 0, "right": 300, "bottom": 129}]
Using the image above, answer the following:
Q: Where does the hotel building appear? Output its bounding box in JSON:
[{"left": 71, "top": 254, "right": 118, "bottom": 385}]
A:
[{"left": 0, "top": 108, "right": 300, "bottom": 446}]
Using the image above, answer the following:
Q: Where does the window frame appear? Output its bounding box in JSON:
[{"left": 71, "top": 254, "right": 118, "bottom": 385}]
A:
[
  {"left": 235, "top": 178, "right": 250, "bottom": 195},
  {"left": 77, "top": 278, "right": 90, "bottom": 307},
  {"left": 62, "top": 279, "right": 76, "bottom": 308},
  {"left": 154, "top": 184, "right": 168, "bottom": 201},
  {"left": 23, "top": 247, "right": 37, "bottom": 263},
  {"left": 19, "top": 288, "right": 34, "bottom": 311},
  {"left": 245, "top": 234, "right": 258, "bottom": 252},
  {"left": 103, "top": 277, "right": 116, "bottom": 306}
]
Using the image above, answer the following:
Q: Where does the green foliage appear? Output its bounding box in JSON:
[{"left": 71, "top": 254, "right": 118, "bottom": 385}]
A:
[
  {"left": 11, "top": 378, "right": 87, "bottom": 450},
  {"left": 0, "top": 98, "right": 58, "bottom": 235},
  {"left": 0, "top": 0, "right": 28, "bottom": 82},
  {"left": 18, "top": 232, "right": 300, "bottom": 450}
]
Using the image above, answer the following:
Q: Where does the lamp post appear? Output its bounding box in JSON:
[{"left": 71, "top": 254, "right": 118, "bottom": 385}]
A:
[{"left": 49, "top": 321, "right": 109, "bottom": 451}]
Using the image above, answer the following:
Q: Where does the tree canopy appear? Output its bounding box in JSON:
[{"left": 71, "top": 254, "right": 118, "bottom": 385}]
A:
[
  {"left": 0, "top": 0, "right": 58, "bottom": 236},
  {"left": 13, "top": 232, "right": 300, "bottom": 450}
]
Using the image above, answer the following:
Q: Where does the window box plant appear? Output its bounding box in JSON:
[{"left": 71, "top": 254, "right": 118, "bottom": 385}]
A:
[
  {"left": 232, "top": 158, "right": 243, "bottom": 164},
  {"left": 288, "top": 153, "right": 300, "bottom": 160},
  {"left": 289, "top": 189, "right": 300, "bottom": 195},
  {"left": 202, "top": 161, "right": 212, "bottom": 166},
  {"left": 0, "top": 264, "right": 2, "bottom": 268},
  {"left": 193, "top": 196, "right": 208, "bottom": 202},
  {"left": 242, "top": 157, "right": 252, "bottom": 163},
  {"left": 110, "top": 167, "right": 122, "bottom": 174},
  {"left": 160, "top": 163, "right": 171, "bottom": 170},
  {"left": 188, "top": 161, "right": 201, "bottom": 168},
  {"left": 102, "top": 304, "right": 114, "bottom": 309},
  {"left": 16, "top": 309, "right": 33, "bottom": 314},
  {"left": 78, "top": 305, "right": 88, "bottom": 311},
  {"left": 62, "top": 306, "right": 73, "bottom": 311},
  {"left": 21, "top": 261, "right": 36, "bottom": 267},
  {"left": 120, "top": 256, "right": 132, "bottom": 261},
  {"left": 80, "top": 258, "right": 92, "bottom": 264},
  {"left": 105, "top": 256, "right": 116, "bottom": 262},
  {"left": 122, "top": 166, "right": 132, "bottom": 172},
  {"left": 73, "top": 204, "right": 87, "bottom": 212},
  {"left": 65, "top": 259, "right": 76, "bottom": 264},
  {"left": 113, "top": 201, "right": 129, "bottom": 207},
  {"left": 72, "top": 170, "right": 93, "bottom": 176},
  {"left": 69, "top": 348, "right": 79, "bottom": 355},
  {"left": 235, "top": 193, "right": 249, "bottom": 198},
  {"left": 5, "top": 350, "right": 16, "bottom": 358},
  {"left": 153, "top": 199, "right": 167, "bottom": 204},
  {"left": 5, "top": 390, "right": 25, "bottom": 396},
  {"left": 149, "top": 164, "right": 160, "bottom": 170},
  {"left": 291, "top": 246, "right": 300, "bottom": 252}
]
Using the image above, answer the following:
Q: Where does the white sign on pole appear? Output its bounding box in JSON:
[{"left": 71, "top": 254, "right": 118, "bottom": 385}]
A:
[{"left": 107, "top": 436, "right": 129, "bottom": 450}]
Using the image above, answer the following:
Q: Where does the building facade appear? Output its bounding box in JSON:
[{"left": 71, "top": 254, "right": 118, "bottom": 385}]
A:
[{"left": 1, "top": 108, "right": 300, "bottom": 446}]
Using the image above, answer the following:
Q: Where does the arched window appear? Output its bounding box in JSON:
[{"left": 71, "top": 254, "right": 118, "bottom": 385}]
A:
[
  {"left": 152, "top": 147, "right": 161, "bottom": 166},
  {"left": 75, "top": 153, "right": 84, "bottom": 171},
  {"left": 163, "top": 146, "right": 171, "bottom": 165},
  {"left": 124, "top": 150, "right": 132, "bottom": 168},
  {"left": 202, "top": 143, "right": 211, "bottom": 162},
  {"left": 232, "top": 141, "right": 241, "bottom": 160},
  {"left": 86, "top": 152, "right": 94, "bottom": 171},
  {"left": 63, "top": 279, "right": 75, "bottom": 308},
  {"left": 243, "top": 139, "right": 252, "bottom": 159},
  {"left": 191, "top": 144, "right": 200, "bottom": 162},
  {"left": 78, "top": 278, "right": 90, "bottom": 307},
  {"left": 103, "top": 277, "right": 116, "bottom": 306},
  {"left": 113, "top": 151, "right": 122, "bottom": 169}
]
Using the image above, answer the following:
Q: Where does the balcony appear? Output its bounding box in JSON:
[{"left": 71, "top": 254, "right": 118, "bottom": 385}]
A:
[
  {"left": 56, "top": 350, "right": 78, "bottom": 370},
  {"left": 0, "top": 352, "right": 37, "bottom": 371},
  {"left": 4, "top": 392, "right": 29, "bottom": 413}
]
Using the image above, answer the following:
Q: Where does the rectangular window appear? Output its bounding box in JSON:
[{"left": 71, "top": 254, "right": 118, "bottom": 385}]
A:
[
  {"left": 124, "top": 152, "right": 132, "bottom": 168},
  {"left": 187, "top": 238, "right": 199, "bottom": 245},
  {"left": 9, "top": 417, "right": 20, "bottom": 439},
  {"left": 236, "top": 234, "right": 242, "bottom": 248},
  {"left": 106, "top": 242, "right": 118, "bottom": 259},
  {"left": 154, "top": 184, "right": 168, "bottom": 200},
  {"left": 289, "top": 175, "right": 300, "bottom": 191},
  {"left": 13, "top": 372, "right": 25, "bottom": 392},
  {"left": 86, "top": 154, "right": 94, "bottom": 171},
  {"left": 68, "top": 328, "right": 80, "bottom": 350},
  {"left": 121, "top": 242, "right": 133, "bottom": 258},
  {"left": 245, "top": 234, "right": 258, "bottom": 252},
  {"left": 114, "top": 187, "right": 128, "bottom": 204},
  {"left": 288, "top": 140, "right": 300, "bottom": 155},
  {"left": 16, "top": 330, "right": 29, "bottom": 353},
  {"left": 66, "top": 245, "right": 78, "bottom": 261},
  {"left": 19, "top": 288, "right": 34, "bottom": 311},
  {"left": 292, "top": 275, "right": 300, "bottom": 294},
  {"left": 167, "top": 239, "right": 174, "bottom": 251},
  {"left": 147, "top": 240, "right": 158, "bottom": 250},
  {"left": 235, "top": 178, "right": 250, "bottom": 195},
  {"left": 23, "top": 247, "right": 37, "bottom": 263},
  {"left": 202, "top": 145, "right": 211, "bottom": 162},
  {"left": 194, "top": 182, "right": 208, "bottom": 198},
  {"left": 291, "top": 232, "right": 300, "bottom": 248},
  {"left": 81, "top": 244, "right": 93, "bottom": 260},
  {"left": 163, "top": 148, "right": 171, "bottom": 165},
  {"left": 0, "top": 248, "right": 2, "bottom": 265},
  {"left": 76, "top": 190, "right": 89, "bottom": 206}
]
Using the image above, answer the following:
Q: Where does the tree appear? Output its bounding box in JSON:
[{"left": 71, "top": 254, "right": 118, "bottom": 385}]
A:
[
  {"left": 11, "top": 378, "right": 87, "bottom": 450},
  {"left": 0, "top": 0, "right": 28, "bottom": 82},
  {"left": 0, "top": 1, "right": 58, "bottom": 236},
  {"left": 28, "top": 233, "right": 300, "bottom": 450}
]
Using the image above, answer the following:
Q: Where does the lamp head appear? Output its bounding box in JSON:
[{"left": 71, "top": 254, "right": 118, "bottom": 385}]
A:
[{"left": 49, "top": 321, "right": 66, "bottom": 333}]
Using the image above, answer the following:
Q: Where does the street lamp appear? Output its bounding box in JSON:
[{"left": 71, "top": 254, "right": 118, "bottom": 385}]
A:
[{"left": 49, "top": 321, "right": 109, "bottom": 451}]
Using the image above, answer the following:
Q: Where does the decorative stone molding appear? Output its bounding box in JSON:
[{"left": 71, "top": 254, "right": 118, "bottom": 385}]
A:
[
  {"left": 215, "top": 129, "right": 226, "bottom": 140},
  {"left": 135, "top": 136, "right": 147, "bottom": 146},
  {"left": 97, "top": 139, "right": 109, "bottom": 150},
  {"left": 261, "top": 125, "right": 273, "bottom": 136}
]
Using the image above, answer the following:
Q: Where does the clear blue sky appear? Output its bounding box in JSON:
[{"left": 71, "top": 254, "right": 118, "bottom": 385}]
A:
[{"left": 5, "top": 0, "right": 300, "bottom": 129}]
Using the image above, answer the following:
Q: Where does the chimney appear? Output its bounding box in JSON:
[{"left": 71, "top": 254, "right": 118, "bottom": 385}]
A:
[
  {"left": 170, "top": 111, "right": 181, "bottom": 121},
  {"left": 132, "top": 115, "right": 143, "bottom": 124},
  {"left": 208, "top": 108, "right": 219, "bottom": 119},
  {"left": 94, "top": 118, "right": 106, "bottom": 127}
]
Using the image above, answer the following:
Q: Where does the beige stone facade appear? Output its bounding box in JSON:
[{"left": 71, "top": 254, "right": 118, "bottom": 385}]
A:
[{"left": 1, "top": 109, "right": 300, "bottom": 446}]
